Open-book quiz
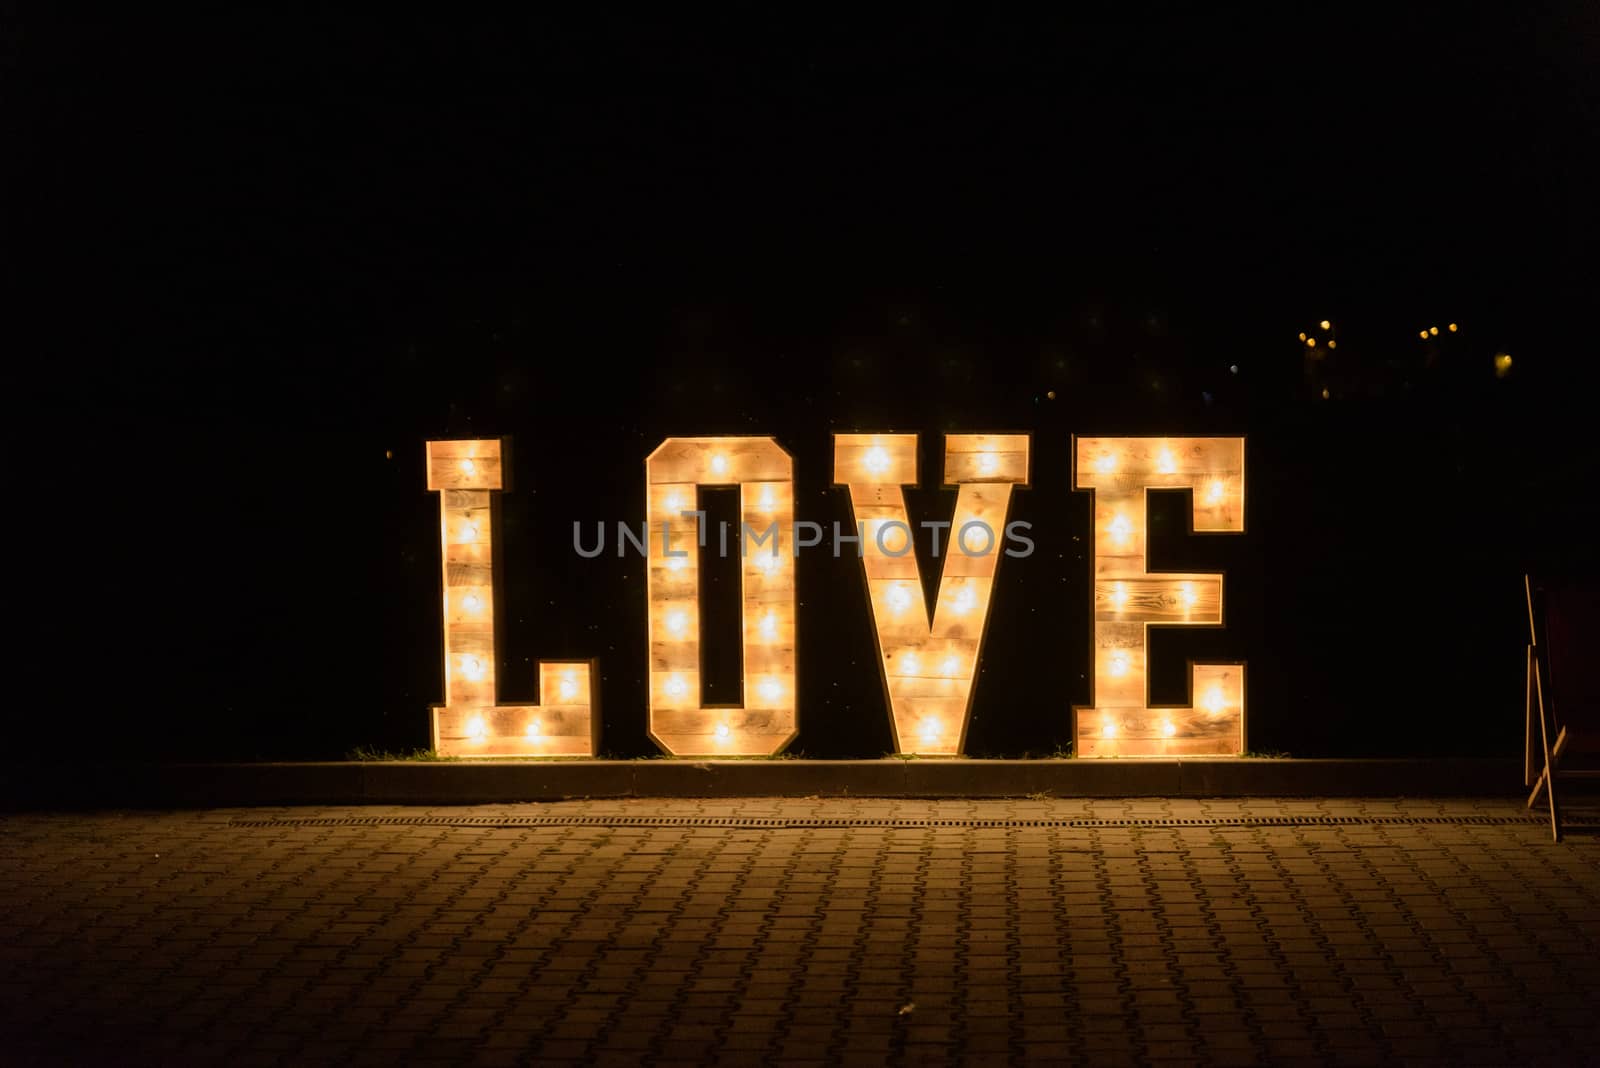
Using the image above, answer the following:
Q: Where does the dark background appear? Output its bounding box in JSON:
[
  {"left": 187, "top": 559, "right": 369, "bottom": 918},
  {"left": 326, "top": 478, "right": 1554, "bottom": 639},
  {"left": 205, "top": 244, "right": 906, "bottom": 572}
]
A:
[{"left": 10, "top": 8, "right": 1598, "bottom": 760}]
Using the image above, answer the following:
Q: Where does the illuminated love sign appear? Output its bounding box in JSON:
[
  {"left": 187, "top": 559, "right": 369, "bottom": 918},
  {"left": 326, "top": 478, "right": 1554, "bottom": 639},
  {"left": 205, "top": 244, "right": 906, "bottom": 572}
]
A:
[{"left": 425, "top": 434, "right": 1245, "bottom": 759}]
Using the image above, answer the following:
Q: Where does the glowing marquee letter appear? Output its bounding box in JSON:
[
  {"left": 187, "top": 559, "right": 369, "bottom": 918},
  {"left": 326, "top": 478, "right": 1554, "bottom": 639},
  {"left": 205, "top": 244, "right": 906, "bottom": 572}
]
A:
[
  {"left": 835, "top": 433, "right": 1029, "bottom": 755},
  {"left": 1073, "top": 436, "right": 1245, "bottom": 756},
  {"left": 646, "top": 437, "right": 796, "bottom": 756},
  {"left": 426, "top": 439, "right": 598, "bottom": 757}
]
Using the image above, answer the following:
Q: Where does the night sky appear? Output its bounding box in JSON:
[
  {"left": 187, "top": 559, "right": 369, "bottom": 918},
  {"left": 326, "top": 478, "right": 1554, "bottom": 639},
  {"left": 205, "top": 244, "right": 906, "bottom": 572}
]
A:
[{"left": 13, "top": 8, "right": 1598, "bottom": 760}]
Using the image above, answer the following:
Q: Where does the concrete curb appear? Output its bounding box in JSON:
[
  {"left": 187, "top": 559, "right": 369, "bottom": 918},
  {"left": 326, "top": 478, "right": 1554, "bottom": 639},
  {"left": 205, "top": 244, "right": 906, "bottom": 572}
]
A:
[{"left": 0, "top": 758, "right": 1522, "bottom": 809}]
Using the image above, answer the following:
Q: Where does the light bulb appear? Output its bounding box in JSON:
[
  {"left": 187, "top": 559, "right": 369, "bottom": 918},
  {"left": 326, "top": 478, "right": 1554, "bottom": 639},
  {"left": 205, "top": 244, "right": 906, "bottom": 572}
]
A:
[
  {"left": 918, "top": 717, "right": 941, "bottom": 745},
  {"left": 1298, "top": 332, "right": 1306, "bottom": 342},
  {"left": 757, "top": 487, "right": 777, "bottom": 513},
  {"left": 459, "top": 458, "right": 476, "bottom": 476},
  {"left": 862, "top": 446, "right": 890, "bottom": 475},
  {"left": 666, "top": 554, "right": 689, "bottom": 572},
  {"left": 664, "top": 675, "right": 688, "bottom": 699},
  {"left": 1109, "top": 652, "right": 1129, "bottom": 677},
  {"left": 949, "top": 586, "right": 977, "bottom": 615},
  {"left": 1110, "top": 582, "right": 1128, "bottom": 611},
  {"left": 1306, "top": 337, "right": 1316, "bottom": 348},
  {"left": 1327, "top": 340, "right": 1337, "bottom": 350},
  {"left": 461, "top": 656, "right": 486, "bottom": 682},
  {"left": 1162, "top": 720, "right": 1177, "bottom": 738},
  {"left": 1203, "top": 688, "right": 1226, "bottom": 715},
  {"left": 710, "top": 454, "right": 729, "bottom": 476},
  {"left": 900, "top": 652, "right": 921, "bottom": 675},
  {"left": 466, "top": 716, "right": 487, "bottom": 741},
  {"left": 460, "top": 522, "right": 479, "bottom": 543},
  {"left": 1419, "top": 330, "right": 1429, "bottom": 340},
  {"left": 1094, "top": 453, "right": 1117, "bottom": 475},
  {"left": 1206, "top": 479, "right": 1225, "bottom": 504},
  {"left": 758, "top": 612, "right": 778, "bottom": 640},
  {"left": 525, "top": 719, "right": 542, "bottom": 741},
  {"left": 1156, "top": 449, "right": 1177, "bottom": 475},
  {"left": 886, "top": 584, "right": 913, "bottom": 614},
  {"left": 757, "top": 677, "right": 783, "bottom": 703},
  {"left": 714, "top": 723, "right": 731, "bottom": 741},
  {"left": 1179, "top": 582, "right": 1197, "bottom": 610},
  {"left": 1102, "top": 720, "right": 1118, "bottom": 739},
  {"left": 1448, "top": 323, "right": 1458, "bottom": 332},
  {"left": 461, "top": 593, "right": 484, "bottom": 615},
  {"left": 1430, "top": 326, "right": 1439, "bottom": 336},
  {"left": 977, "top": 451, "right": 999, "bottom": 475},
  {"left": 558, "top": 675, "right": 578, "bottom": 701},
  {"left": 1319, "top": 319, "right": 1331, "bottom": 331},
  {"left": 665, "top": 610, "right": 688, "bottom": 636},
  {"left": 1108, "top": 514, "right": 1133, "bottom": 544},
  {"left": 663, "top": 492, "right": 684, "bottom": 513},
  {"left": 940, "top": 655, "right": 961, "bottom": 676},
  {"left": 753, "top": 552, "right": 782, "bottom": 574}
]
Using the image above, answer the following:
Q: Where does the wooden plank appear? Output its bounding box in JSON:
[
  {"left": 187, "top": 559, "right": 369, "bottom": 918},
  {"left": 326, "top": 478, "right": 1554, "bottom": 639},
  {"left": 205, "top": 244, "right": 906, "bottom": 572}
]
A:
[
  {"left": 944, "top": 433, "right": 1029, "bottom": 484},
  {"left": 1093, "top": 576, "right": 1223, "bottom": 623},
  {"left": 651, "top": 730, "right": 797, "bottom": 757},
  {"left": 834, "top": 434, "right": 919, "bottom": 485},
  {"left": 646, "top": 437, "right": 792, "bottom": 485},
  {"left": 650, "top": 709, "right": 793, "bottom": 735},
  {"left": 426, "top": 440, "right": 504, "bottom": 491}
]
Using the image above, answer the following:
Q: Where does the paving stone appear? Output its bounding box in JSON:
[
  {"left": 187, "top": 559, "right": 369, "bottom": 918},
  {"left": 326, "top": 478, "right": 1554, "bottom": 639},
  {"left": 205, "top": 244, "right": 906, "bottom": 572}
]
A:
[{"left": 0, "top": 796, "right": 1597, "bottom": 1063}]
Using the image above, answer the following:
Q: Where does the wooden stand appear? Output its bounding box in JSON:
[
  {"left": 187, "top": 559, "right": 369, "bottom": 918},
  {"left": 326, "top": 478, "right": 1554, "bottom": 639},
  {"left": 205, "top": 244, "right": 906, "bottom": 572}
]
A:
[{"left": 1524, "top": 573, "right": 1600, "bottom": 842}]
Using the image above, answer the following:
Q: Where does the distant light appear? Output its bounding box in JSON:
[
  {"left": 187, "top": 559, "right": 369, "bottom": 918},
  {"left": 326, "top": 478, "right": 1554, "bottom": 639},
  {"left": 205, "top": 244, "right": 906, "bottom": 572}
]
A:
[
  {"left": 1430, "top": 326, "right": 1439, "bottom": 336},
  {"left": 1306, "top": 337, "right": 1316, "bottom": 348},
  {"left": 1229, "top": 364, "right": 1239, "bottom": 374},
  {"left": 1046, "top": 390, "right": 1057, "bottom": 400},
  {"left": 1448, "top": 323, "right": 1458, "bottom": 332},
  {"left": 1321, "top": 387, "right": 1331, "bottom": 400},
  {"left": 1319, "top": 320, "right": 1331, "bottom": 331},
  {"left": 1298, "top": 332, "right": 1307, "bottom": 342},
  {"left": 1326, "top": 340, "right": 1336, "bottom": 350},
  {"left": 1419, "top": 330, "right": 1429, "bottom": 340},
  {"left": 1494, "top": 352, "right": 1513, "bottom": 377}
]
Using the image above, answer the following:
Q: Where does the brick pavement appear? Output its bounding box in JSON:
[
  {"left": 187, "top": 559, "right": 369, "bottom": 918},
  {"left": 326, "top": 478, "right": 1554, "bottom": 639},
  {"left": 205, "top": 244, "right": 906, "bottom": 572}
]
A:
[{"left": 2, "top": 796, "right": 1599, "bottom": 1066}]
